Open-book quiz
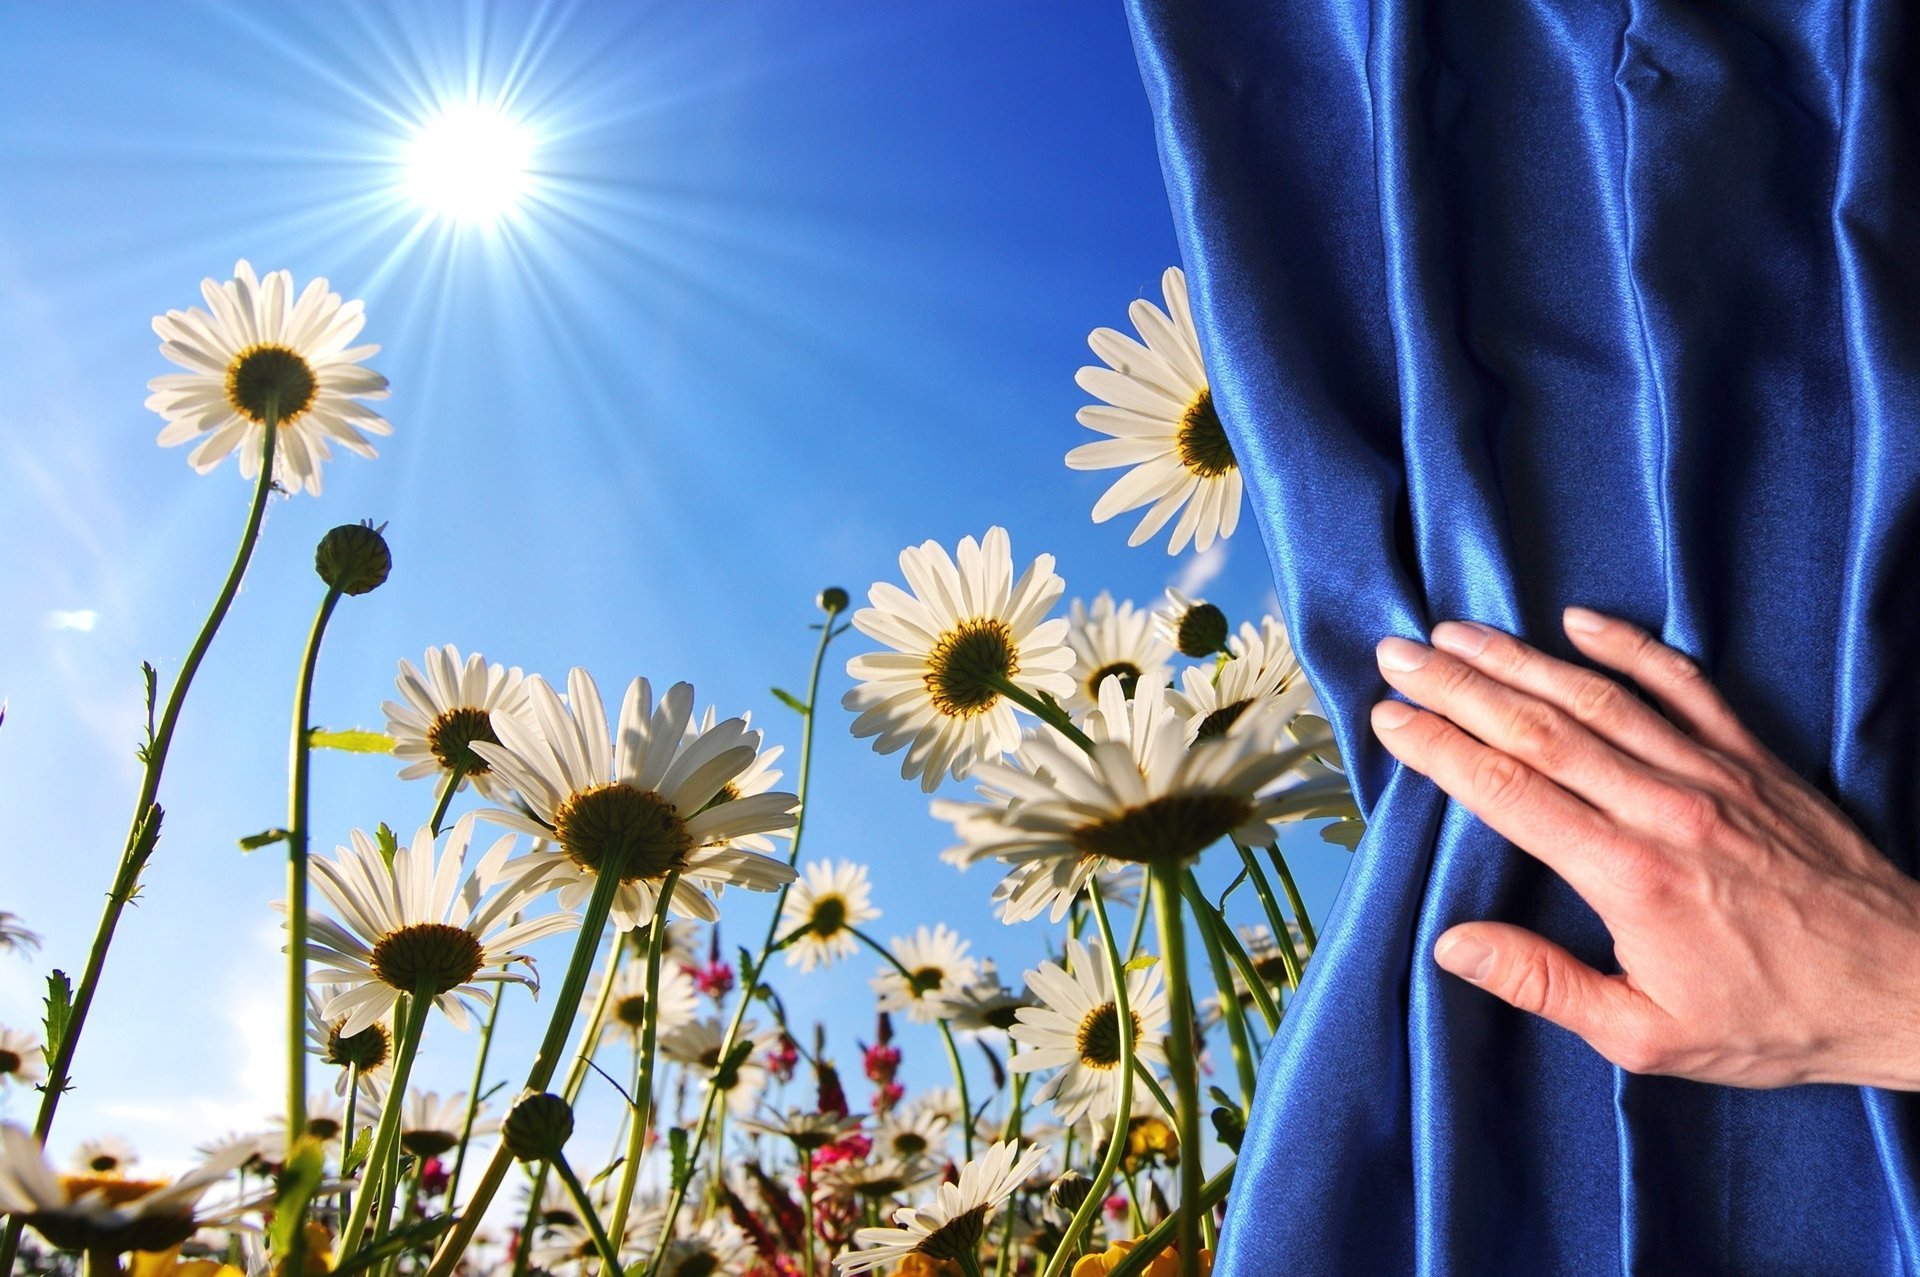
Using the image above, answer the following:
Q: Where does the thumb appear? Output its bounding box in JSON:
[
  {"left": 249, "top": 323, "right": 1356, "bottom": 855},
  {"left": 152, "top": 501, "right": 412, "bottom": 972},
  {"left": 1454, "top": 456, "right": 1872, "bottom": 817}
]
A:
[{"left": 1434, "top": 922, "right": 1642, "bottom": 1053}]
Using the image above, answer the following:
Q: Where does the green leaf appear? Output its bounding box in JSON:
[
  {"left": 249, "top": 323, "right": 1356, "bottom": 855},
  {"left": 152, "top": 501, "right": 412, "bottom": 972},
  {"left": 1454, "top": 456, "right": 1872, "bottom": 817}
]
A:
[
  {"left": 669, "top": 1127, "right": 690, "bottom": 1189},
  {"left": 712, "top": 1039, "right": 755, "bottom": 1090},
  {"left": 42, "top": 970, "right": 72, "bottom": 1067},
  {"left": 1124, "top": 954, "right": 1160, "bottom": 973},
  {"left": 266, "top": 1137, "right": 327, "bottom": 1256},
  {"left": 239, "top": 828, "right": 290, "bottom": 852},
  {"left": 308, "top": 729, "right": 395, "bottom": 754},
  {"left": 769, "top": 687, "right": 809, "bottom": 715},
  {"left": 141, "top": 662, "right": 158, "bottom": 739},
  {"left": 374, "top": 823, "right": 400, "bottom": 869},
  {"left": 332, "top": 1217, "right": 451, "bottom": 1277},
  {"left": 341, "top": 1127, "right": 374, "bottom": 1177}
]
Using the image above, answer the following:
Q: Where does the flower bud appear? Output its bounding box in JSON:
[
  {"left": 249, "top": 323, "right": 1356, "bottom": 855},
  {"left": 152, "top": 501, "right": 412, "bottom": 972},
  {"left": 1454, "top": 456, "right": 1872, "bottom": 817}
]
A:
[
  {"left": 501, "top": 1091, "right": 573, "bottom": 1162},
  {"left": 1047, "top": 1168, "right": 1093, "bottom": 1223},
  {"left": 817, "top": 586, "right": 850, "bottom": 614},
  {"left": 314, "top": 521, "right": 391, "bottom": 596},
  {"left": 1173, "top": 600, "right": 1229, "bottom": 658}
]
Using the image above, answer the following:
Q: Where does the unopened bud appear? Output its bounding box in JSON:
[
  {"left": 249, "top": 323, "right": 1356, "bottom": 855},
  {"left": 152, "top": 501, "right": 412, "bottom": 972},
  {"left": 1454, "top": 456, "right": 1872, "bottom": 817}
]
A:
[
  {"left": 1047, "top": 1168, "right": 1093, "bottom": 1222},
  {"left": 314, "top": 521, "right": 391, "bottom": 596},
  {"left": 501, "top": 1092, "right": 573, "bottom": 1162},
  {"left": 1174, "top": 601, "right": 1229, "bottom": 658},
  {"left": 818, "top": 586, "right": 850, "bottom": 614}
]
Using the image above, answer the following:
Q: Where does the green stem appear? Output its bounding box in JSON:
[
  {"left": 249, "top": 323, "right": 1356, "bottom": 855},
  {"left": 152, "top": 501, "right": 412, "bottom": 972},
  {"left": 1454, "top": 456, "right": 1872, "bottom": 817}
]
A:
[
  {"left": 0, "top": 412, "right": 284, "bottom": 1276},
  {"left": 852, "top": 926, "right": 973, "bottom": 1160},
  {"left": 607, "top": 876, "right": 680, "bottom": 1250},
  {"left": 1185, "top": 892, "right": 1259, "bottom": 1106},
  {"left": 285, "top": 581, "right": 344, "bottom": 1276},
  {"left": 1042, "top": 889, "right": 1135, "bottom": 1277},
  {"left": 644, "top": 601, "right": 842, "bottom": 1267},
  {"left": 1194, "top": 887, "right": 1280, "bottom": 1033},
  {"left": 1268, "top": 843, "right": 1318, "bottom": 953},
  {"left": 445, "top": 961, "right": 505, "bottom": 1210},
  {"left": 993, "top": 1049, "right": 1024, "bottom": 1277},
  {"left": 552, "top": 1151, "right": 624, "bottom": 1277},
  {"left": 1103, "top": 1162, "right": 1235, "bottom": 1277},
  {"left": 339, "top": 987, "right": 433, "bottom": 1259},
  {"left": 796, "top": 1137, "right": 818, "bottom": 1277},
  {"left": 1233, "top": 838, "right": 1301, "bottom": 992},
  {"left": 983, "top": 672, "right": 1095, "bottom": 752},
  {"left": 427, "top": 764, "right": 468, "bottom": 838},
  {"left": 1148, "top": 863, "right": 1201, "bottom": 1277},
  {"left": 1123, "top": 871, "right": 1154, "bottom": 960},
  {"left": 1130, "top": 1059, "right": 1177, "bottom": 1122},
  {"left": 425, "top": 863, "right": 627, "bottom": 1277},
  {"left": 957, "top": 1249, "right": 987, "bottom": 1277},
  {"left": 340, "top": 1068, "right": 361, "bottom": 1221}
]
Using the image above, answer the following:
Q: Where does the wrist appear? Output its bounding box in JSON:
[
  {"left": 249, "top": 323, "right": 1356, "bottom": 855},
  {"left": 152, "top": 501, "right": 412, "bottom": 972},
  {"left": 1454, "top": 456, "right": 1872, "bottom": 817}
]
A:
[{"left": 1839, "top": 871, "right": 1920, "bottom": 1091}]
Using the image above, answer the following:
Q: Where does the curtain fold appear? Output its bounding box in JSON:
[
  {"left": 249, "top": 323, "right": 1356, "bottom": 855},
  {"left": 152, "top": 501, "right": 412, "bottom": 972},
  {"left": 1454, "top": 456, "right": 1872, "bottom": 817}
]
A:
[{"left": 1125, "top": 1, "right": 1920, "bottom": 1271}]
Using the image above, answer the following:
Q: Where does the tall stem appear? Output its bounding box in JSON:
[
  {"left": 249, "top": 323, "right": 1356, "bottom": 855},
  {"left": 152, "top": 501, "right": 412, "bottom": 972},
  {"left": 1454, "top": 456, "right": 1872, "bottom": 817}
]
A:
[
  {"left": 338, "top": 987, "right": 433, "bottom": 1259},
  {"left": 446, "top": 966, "right": 506, "bottom": 1210},
  {"left": 1231, "top": 838, "right": 1299, "bottom": 993},
  {"left": 552, "top": 1152, "right": 624, "bottom": 1277},
  {"left": 983, "top": 672, "right": 1095, "bottom": 751},
  {"left": 606, "top": 876, "right": 680, "bottom": 1252},
  {"left": 1267, "top": 843, "right": 1317, "bottom": 953},
  {"left": 425, "top": 865, "right": 626, "bottom": 1277},
  {"left": 1041, "top": 889, "right": 1135, "bottom": 1277},
  {"left": 285, "top": 582, "right": 344, "bottom": 1276},
  {"left": 852, "top": 927, "right": 973, "bottom": 1161},
  {"left": 0, "top": 412, "right": 283, "bottom": 1276},
  {"left": 1148, "top": 863, "right": 1201, "bottom": 1277}
]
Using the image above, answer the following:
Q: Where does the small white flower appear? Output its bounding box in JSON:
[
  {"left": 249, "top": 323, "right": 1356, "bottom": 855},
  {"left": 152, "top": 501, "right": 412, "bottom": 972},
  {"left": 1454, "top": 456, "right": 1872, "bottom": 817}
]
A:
[
  {"left": 582, "top": 956, "right": 700, "bottom": 1044},
  {"left": 1061, "top": 592, "right": 1174, "bottom": 719},
  {"left": 870, "top": 1106, "right": 952, "bottom": 1164},
  {"left": 384, "top": 646, "right": 533, "bottom": 800},
  {"left": 835, "top": 1139, "right": 1048, "bottom": 1273},
  {"left": 659, "top": 1018, "right": 775, "bottom": 1117},
  {"left": 0, "top": 1124, "right": 252, "bottom": 1255},
  {"left": 398, "top": 1088, "right": 493, "bottom": 1160},
  {"left": 1067, "top": 267, "right": 1240, "bottom": 555},
  {"left": 1009, "top": 939, "right": 1169, "bottom": 1130},
  {"left": 472, "top": 671, "right": 800, "bottom": 930},
  {"left": 298, "top": 815, "right": 580, "bottom": 1037},
  {"left": 304, "top": 986, "right": 393, "bottom": 1093},
  {"left": 779, "top": 859, "right": 880, "bottom": 972},
  {"left": 871, "top": 925, "right": 979, "bottom": 1024},
  {"left": 0, "top": 1026, "right": 45, "bottom": 1087},
  {"left": 843, "top": 527, "right": 1075, "bottom": 792},
  {"left": 146, "top": 260, "right": 390, "bottom": 495},
  {"left": 1168, "top": 616, "right": 1314, "bottom": 743}
]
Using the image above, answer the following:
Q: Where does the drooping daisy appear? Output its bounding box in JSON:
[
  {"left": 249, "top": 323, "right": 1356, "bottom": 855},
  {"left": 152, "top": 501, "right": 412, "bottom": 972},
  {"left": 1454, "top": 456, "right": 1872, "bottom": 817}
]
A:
[
  {"left": 843, "top": 527, "right": 1076, "bottom": 792},
  {"left": 835, "top": 1140, "right": 1048, "bottom": 1274},
  {"left": 779, "top": 859, "right": 879, "bottom": 972},
  {"left": 384, "top": 646, "right": 532, "bottom": 800},
  {"left": 0, "top": 912, "right": 39, "bottom": 955},
  {"left": 1168, "top": 617, "right": 1314, "bottom": 744},
  {"left": 581, "top": 955, "right": 700, "bottom": 1045},
  {"left": 0, "top": 1026, "right": 45, "bottom": 1087},
  {"left": 72, "top": 1137, "right": 137, "bottom": 1176},
  {"left": 1061, "top": 593, "right": 1174, "bottom": 719},
  {"left": 1201, "top": 923, "right": 1308, "bottom": 1028},
  {"left": 146, "top": 260, "right": 390, "bottom": 496},
  {"left": 1009, "top": 939, "right": 1169, "bottom": 1130},
  {"left": 299, "top": 815, "right": 580, "bottom": 1037},
  {"left": 938, "top": 674, "right": 1334, "bottom": 915},
  {"left": 1067, "top": 267, "right": 1239, "bottom": 555},
  {"left": 740, "top": 1109, "right": 862, "bottom": 1153},
  {"left": 471, "top": 671, "right": 800, "bottom": 929},
  {"left": 305, "top": 987, "right": 392, "bottom": 1094},
  {"left": 940, "top": 960, "right": 1031, "bottom": 1035},
  {"left": 0, "top": 1124, "right": 252, "bottom": 1254},
  {"left": 871, "top": 925, "right": 979, "bottom": 1025},
  {"left": 397, "top": 1089, "right": 493, "bottom": 1159},
  {"left": 1154, "top": 588, "right": 1229, "bottom": 659},
  {"left": 269, "top": 1091, "right": 358, "bottom": 1146},
  {"left": 659, "top": 1019, "right": 775, "bottom": 1117}
]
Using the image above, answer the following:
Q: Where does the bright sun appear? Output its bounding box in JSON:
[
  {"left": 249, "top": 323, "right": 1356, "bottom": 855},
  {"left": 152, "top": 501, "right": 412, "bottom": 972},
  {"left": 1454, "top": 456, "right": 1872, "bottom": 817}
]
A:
[{"left": 402, "top": 102, "right": 536, "bottom": 224}]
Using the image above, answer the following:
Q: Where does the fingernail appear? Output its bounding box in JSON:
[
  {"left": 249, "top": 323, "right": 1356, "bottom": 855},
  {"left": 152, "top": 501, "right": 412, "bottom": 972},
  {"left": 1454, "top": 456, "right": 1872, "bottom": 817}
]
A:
[
  {"left": 1436, "top": 934, "right": 1495, "bottom": 982},
  {"left": 1372, "top": 699, "right": 1416, "bottom": 729},
  {"left": 1563, "top": 606, "right": 1608, "bottom": 635},
  {"left": 1376, "top": 636, "right": 1432, "bottom": 672},
  {"left": 1430, "top": 620, "right": 1492, "bottom": 658}
]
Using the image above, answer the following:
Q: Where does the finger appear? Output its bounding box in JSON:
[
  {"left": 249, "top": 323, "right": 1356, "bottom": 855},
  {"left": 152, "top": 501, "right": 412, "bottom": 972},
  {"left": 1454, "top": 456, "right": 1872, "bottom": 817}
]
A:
[
  {"left": 1561, "top": 607, "right": 1770, "bottom": 769},
  {"left": 1376, "top": 635, "right": 1677, "bottom": 821},
  {"left": 1424, "top": 619, "right": 1734, "bottom": 792},
  {"left": 1371, "top": 699, "right": 1638, "bottom": 905},
  {"left": 1434, "top": 921, "right": 1664, "bottom": 1071}
]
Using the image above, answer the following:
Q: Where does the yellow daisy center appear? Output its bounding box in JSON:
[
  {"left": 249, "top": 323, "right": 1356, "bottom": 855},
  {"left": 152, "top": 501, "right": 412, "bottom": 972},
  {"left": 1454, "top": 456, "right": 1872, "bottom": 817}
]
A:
[
  {"left": 806, "top": 894, "right": 849, "bottom": 938},
  {"left": 1070, "top": 793, "right": 1256, "bottom": 866},
  {"left": 1175, "top": 387, "right": 1235, "bottom": 478},
  {"left": 1086, "top": 660, "right": 1143, "bottom": 700},
  {"left": 924, "top": 618, "right": 1019, "bottom": 719},
  {"left": 369, "top": 922, "right": 484, "bottom": 995},
  {"left": 61, "top": 1173, "right": 165, "bottom": 1206},
  {"left": 427, "top": 706, "right": 499, "bottom": 775},
  {"left": 225, "top": 344, "right": 318, "bottom": 425},
  {"left": 908, "top": 965, "right": 947, "bottom": 997},
  {"left": 308, "top": 1116, "right": 342, "bottom": 1141},
  {"left": 41, "top": 1175, "right": 198, "bottom": 1254},
  {"left": 614, "top": 994, "right": 650, "bottom": 1029},
  {"left": 890, "top": 1131, "right": 929, "bottom": 1157},
  {"left": 326, "top": 1018, "right": 391, "bottom": 1072},
  {"left": 1075, "top": 1000, "right": 1143, "bottom": 1070},
  {"left": 0, "top": 1049, "right": 18, "bottom": 1075},
  {"left": 554, "top": 783, "right": 692, "bottom": 883}
]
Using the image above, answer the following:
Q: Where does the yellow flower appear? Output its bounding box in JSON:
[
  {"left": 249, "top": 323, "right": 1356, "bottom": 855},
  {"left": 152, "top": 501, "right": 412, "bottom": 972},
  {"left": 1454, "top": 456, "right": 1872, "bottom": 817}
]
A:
[
  {"left": 890, "top": 1255, "right": 961, "bottom": 1277},
  {"left": 129, "top": 1249, "right": 245, "bottom": 1277},
  {"left": 1123, "top": 1116, "right": 1180, "bottom": 1173},
  {"left": 1071, "top": 1238, "right": 1213, "bottom": 1277}
]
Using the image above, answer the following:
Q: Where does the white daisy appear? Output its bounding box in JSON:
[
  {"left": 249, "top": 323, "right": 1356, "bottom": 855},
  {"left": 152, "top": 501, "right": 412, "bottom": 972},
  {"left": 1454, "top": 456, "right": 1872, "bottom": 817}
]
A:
[
  {"left": 581, "top": 955, "right": 700, "bottom": 1045},
  {"left": 0, "top": 1124, "right": 252, "bottom": 1254},
  {"left": 871, "top": 925, "right": 979, "bottom": 1025},
  {"left": 938, "top": 674, "right": 1334, "bottom": 910},
  {"left": 1061, "top": 592, "right": 1174, "bottom": 719},
  {"left": 0, "top": 1026, "right": 45, "bottom": 1087},
  {"left": 870, "top": 1106, "right": 952, "bottom": 1164},
  {"left": 739, "top": 1109, "right": 862, "bottom": 1153},
  {"left": 812, "top": 1153, "right": 940, "bottom": 1204},
  {"left": 842, "top": 527, "right": 1075, "bottom": 792},
  {"left": 655, "top": 1215, "right": 756, "bottom": 1277},
  {"left": 686, "top": 708, "right": 788, "bottom": 854},
  {"left": 1168, "top": 616, "right": 1314, "bottom": 743},
  {"left": 0, "top": 912, "right": 39, "bottom": 955},
  {"left": 270, "top": 1091, "right": 359, "bottom": 1146},
  {"left": 1009, "top": 938, "right": 1168, "bottom": 1130},
  {"left": 659, "top": 1018, "right": 774, "bottom": 1117},
  {"left": 145, "top": 260, "right": 390, "bottom": 496},
  {"left": 778, "top": 859, "right": 879, "bottom": 972},
  {"left": 299, "top": 815, "right": 580, "bottom": 1037},
  {"left": 1067, "top": 266, "right": 1240, "bottom": 555},
  {"left": 384, "top": 646, "right": 533, "bottom": 801},
  {"left": 397, "top": 1089, "right": 493, "bottom": 1160},
  {"left": 835, "top": 1139, "right": 1047, "bottom": 1273},
  {"left": 71, "top": 1138, "right": 136, "bottom": 1177},
  {"left": 304, "top": 986, "right": 393, "bottom": 1093},
  {"left": 471, "top": 671, "right": 800, "bottom": 930},
  {"left": 1154, "top": 587, "right": 1230, "bottom": 658},
  {"left": 939, "top": 960, "right": 1032, "bottom": 1035}
]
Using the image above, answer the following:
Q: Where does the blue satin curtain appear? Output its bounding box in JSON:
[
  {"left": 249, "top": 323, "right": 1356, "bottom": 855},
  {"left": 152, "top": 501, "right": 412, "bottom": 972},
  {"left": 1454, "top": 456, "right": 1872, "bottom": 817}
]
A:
[{"left": 1125, "top": 1, "right": 1920, "bottom": 1272}]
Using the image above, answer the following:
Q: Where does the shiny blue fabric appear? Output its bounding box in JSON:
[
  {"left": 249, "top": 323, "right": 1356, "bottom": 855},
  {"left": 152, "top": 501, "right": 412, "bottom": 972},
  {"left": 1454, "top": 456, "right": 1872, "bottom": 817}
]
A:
[{"left": 1125, "top": 1, "right": 1920, "bottom": 1272}]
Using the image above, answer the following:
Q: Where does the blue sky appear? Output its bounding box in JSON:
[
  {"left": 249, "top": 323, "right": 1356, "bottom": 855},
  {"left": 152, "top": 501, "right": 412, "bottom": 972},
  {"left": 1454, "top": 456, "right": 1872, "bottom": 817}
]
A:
[{"left": 0, "top": 1, "right": 1350, "bottom": 1168}]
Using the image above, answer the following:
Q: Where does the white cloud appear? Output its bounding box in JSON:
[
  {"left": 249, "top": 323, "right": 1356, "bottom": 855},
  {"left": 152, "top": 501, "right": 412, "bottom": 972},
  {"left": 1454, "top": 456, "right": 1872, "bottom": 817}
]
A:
[
  {"left": 1167, "top": 541, "right": 1228, "bottom": 599},
  {"left": 45, "top": 609, "right": 97, "bottom": 632}
]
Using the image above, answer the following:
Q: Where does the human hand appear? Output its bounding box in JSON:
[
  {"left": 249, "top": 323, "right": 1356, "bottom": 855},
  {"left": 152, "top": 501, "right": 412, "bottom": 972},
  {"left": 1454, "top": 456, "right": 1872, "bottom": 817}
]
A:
[{"left": 1368, "top": 607, "right": 1920, "bottom": 1090}]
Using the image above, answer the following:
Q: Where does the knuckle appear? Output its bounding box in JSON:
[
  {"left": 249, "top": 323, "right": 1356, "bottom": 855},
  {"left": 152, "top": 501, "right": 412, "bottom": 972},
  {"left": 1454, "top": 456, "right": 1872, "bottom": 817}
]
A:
[
  {"left": 1505, "top": 949, "right": 1560, "bottom": 1017},
  {"left": 1662, "top": 787, "right": 1723, "bottom": 840},
  {"left": 1433, "top": 656, "right": 1480, "bottom": 698},
  {"left": 1567, "top": 674, "right": 1625, "bottom": 725},
  {"left": 1470, "top": 751, "right": 1531, "bottom": 809}
]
